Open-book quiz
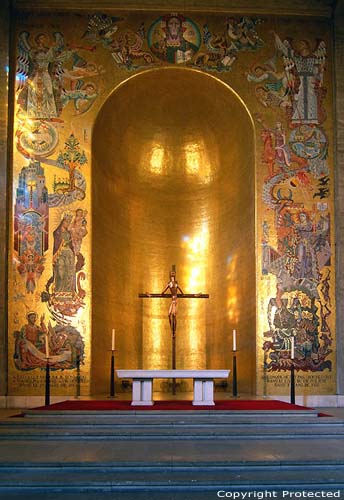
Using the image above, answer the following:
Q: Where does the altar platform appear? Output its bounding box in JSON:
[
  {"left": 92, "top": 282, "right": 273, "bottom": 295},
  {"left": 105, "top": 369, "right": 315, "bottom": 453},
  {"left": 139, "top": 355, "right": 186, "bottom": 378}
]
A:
[{"left": 22, "top": 397, "right": 325, "bottom": 416}]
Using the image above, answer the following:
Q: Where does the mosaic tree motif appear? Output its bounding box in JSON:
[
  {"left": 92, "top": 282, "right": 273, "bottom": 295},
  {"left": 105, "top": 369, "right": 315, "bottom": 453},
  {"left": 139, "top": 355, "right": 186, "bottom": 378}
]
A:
[
  {"left": 13, "top": 310, "right": 84, "bottom": 371},
  {"left": 13, "top": 159, "right": 49, "bottom": 293},
  {"left": 48, "top": 133, "right": 87, "bottom": 207},
  {"left": 9, "top": 14, "right": 335, "bottom": 395},
  {"left": 56, "top": 134, "right": 87, "bottom": 193}
]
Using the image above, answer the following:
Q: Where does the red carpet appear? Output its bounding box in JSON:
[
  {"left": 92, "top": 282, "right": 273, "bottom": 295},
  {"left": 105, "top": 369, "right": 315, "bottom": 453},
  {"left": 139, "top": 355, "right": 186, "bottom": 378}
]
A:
[{"left": 32, "top": 399, "right": 321, "bottom": 412}]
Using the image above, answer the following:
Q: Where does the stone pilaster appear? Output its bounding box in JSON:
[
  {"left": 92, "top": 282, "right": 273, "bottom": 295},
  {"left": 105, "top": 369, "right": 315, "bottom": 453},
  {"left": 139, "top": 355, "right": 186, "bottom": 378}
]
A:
[
  {"left": 0, "top": 0, "right": 10, "bottom": 403},
  {"left": 335, "top": 0, "right": 344, "bottom": 395}
]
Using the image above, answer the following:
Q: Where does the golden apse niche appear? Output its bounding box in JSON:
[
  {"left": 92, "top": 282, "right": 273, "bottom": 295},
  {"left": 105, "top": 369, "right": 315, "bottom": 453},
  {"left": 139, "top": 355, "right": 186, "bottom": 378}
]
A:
[{"left": 92, "top": 68, "right": 255, "bottom": 394}]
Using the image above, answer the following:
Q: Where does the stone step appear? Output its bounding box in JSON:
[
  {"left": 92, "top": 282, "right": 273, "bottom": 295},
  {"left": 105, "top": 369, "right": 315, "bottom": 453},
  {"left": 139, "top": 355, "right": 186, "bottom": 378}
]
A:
[
  {"left": 1, "top": 413, "right": 339, "bottom": 424},
  {"left": 1, "top": 411, "right": 341, "bottom": 439},
  {"left": 0, "top": 436, "right": 342, "bottom": 465},
  {"left": 0, "top": 462, "right": 344, "bottom": 491},
  {"left": 0, "top": 423, "right": 344, "bottom": 440},
  {"left": 1, "top": 411, "right": 342, "bottom": 440},
  {"left": 0, "top": 410, "right": 342, "bottom": 497},
  {"left": 1, "top": 491, "right": 343, "bottom": 500},
  {"left": 23, "top": 409, "right": 321, "bottom": 418},
  {"left": 2, "top": 417, "right": 335, "bottom": 426}
]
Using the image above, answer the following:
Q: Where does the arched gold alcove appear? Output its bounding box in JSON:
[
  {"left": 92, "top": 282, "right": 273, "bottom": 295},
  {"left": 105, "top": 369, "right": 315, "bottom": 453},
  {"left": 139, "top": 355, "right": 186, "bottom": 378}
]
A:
[{"left": 92, "top": 68, "right": 256, "bottom": 395}]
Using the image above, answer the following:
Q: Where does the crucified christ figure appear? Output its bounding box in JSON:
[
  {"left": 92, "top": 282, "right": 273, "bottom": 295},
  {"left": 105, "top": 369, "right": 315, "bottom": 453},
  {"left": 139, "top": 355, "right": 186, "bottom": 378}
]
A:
[
  {"left": 161, "top": 265, "right": 184, "bottom": 336},
  {"left": 139, "top": 265, "right": 209, "bottom": 394}
]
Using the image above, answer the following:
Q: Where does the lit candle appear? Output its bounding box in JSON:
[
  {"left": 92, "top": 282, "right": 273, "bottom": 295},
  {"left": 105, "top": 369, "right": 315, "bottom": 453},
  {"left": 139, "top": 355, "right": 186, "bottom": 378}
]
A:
[
  {"left": 45, "top": 335, "right": 49, "bottom": 358},
  {"left": 233, "top": 329, "right": 237, "bottom": 352},
  {"left": 291, "top": 336, "right": 295, "bottom": 360},
  {"left": 112, "top": 329, "right": 115, "bottom": 351}
]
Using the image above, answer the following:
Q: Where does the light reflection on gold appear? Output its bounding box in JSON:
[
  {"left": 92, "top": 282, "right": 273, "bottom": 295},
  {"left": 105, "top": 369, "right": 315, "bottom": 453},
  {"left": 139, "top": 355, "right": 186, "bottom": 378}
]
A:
[
  {"left": 15, "top": 109, "right": 35, "bottom": 136},
  {"left": 143, "top": 275, "right": 165, "bottom": 369},
  {"left": 92, "top": 67, "right": 256, "bottom": 394},
  {"left": 182, "top": 221, "right": 209, "bottom": 363},
  {"left": 150, "top": 143, "right": 165, "bottom": 174},
  {"left": 226, "top": 254, "right": 239, "bottom": 324},
  {"left": 144, "top": 316, "right": 162, "bottom": 364},
  {"left": 182, "top": 222, "right": 209, "bottom": 286},
  {"left": 183, "top": 140, "right": 211, "bottom": 183},
  {"left": 184, "top": 142, "right": 200, "bottom": 175}
]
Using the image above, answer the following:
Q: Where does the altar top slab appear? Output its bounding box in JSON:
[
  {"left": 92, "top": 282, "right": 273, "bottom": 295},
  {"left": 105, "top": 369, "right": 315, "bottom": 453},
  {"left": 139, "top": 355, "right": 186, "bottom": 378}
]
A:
[{"left": 116, "top": 370, "right": 230, "bottom": 378}]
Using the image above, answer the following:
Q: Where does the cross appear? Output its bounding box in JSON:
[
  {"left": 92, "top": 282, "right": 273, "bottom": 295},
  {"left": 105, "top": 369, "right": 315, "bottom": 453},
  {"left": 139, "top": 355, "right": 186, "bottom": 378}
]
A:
[{"left": 139, "top": 265, "right": 209, "bottom": 394}]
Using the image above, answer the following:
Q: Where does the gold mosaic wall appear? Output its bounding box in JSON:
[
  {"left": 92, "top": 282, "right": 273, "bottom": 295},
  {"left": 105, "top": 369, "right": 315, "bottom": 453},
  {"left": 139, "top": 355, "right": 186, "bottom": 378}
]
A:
[{"left": 8, "top": 10, "right": 335, "bottom": 396}]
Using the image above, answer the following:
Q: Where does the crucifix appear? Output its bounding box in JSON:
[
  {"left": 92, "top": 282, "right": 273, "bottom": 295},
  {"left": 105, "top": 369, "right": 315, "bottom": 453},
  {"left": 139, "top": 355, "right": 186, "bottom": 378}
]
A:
[{"left": 139, "top": 265, "right": 209, "bottom": 395}]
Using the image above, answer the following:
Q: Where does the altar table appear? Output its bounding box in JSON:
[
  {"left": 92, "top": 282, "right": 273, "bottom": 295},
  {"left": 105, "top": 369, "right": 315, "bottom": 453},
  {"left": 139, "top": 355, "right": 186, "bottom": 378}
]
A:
[{"left": 116, "top": 369, "right": 230, "bottom": 406}]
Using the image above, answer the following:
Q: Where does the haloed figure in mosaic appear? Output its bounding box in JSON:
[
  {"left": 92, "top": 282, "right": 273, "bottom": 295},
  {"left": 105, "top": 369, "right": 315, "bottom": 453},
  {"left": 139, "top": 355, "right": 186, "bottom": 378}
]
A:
[
  {"left": 151, "top": 14, "right": 199, "bottom": 64},
  {"left": 13, "top": 312, "right": 47, "bottom": 370},
  {"left": 69, "top": 209, "right": 88, "bottom": 256},
  {"left": 273, "top": 33, "right": 326, "bottom": 125},
  {"left": 52, "top": 214, "right": 75, "bottom": 294},
  {"left": 17, "top": 32, "right": 73, "bottom": 119},
  {"left": 26, "top": 33, "right": 59, "bottom": 118},
  {"left": 293, "top": 212, "right": 319, "bottom": 281}
]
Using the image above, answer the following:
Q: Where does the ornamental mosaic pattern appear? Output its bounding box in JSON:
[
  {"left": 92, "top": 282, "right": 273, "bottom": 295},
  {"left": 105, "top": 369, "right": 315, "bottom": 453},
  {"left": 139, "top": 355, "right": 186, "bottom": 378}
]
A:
[{"left": 8, "top": 11, "right": 335, "bottom": 396}]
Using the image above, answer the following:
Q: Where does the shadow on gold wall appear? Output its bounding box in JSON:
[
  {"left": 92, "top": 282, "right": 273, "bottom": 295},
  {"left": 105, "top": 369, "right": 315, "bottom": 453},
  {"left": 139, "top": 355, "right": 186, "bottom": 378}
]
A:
[{"left": 91, "top": 67, "right": 256, "bottom": 395}]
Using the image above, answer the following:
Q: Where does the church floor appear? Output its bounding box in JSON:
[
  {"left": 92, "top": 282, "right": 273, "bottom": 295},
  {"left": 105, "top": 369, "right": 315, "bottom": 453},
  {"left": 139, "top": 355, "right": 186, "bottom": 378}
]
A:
[
  {"left": 1, "top": 491, "right": 343, "bottom": 500},
  {"left": 0, "top": 395, "right": 344, "bottom": 500}
]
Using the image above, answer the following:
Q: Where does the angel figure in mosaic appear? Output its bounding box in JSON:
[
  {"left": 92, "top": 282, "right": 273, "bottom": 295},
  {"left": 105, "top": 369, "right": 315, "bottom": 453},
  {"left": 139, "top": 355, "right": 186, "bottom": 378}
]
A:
[
  {"left": 82, "top": 13, "right": 122, "bottom": 44},
  {"left": 273, "top": 33, "right": 326, "bottom": 125},
  {"left": 16, "top": 31, "right": 96, "bottom": 119},
  {"left": 17, "top": 32, "right": 67, "bottom": 118},
  {"left": 247, "top": 61, "right": 292, "bottom": 111},
  {"left": 226, "top": 16, "right": 263, "bottom": 51},
  {"left": 16, "top": 249, "right": 45, "bottom": 294}
]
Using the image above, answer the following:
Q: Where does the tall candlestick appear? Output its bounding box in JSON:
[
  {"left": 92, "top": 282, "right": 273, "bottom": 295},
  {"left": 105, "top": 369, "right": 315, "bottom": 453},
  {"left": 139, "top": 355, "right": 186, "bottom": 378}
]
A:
[
  {"left": 112, "top": 329, "right": 115, "bottom": 351},
  {"left": 291, "top": 336, "right": 295, "bottom": 360},
  {"left": 233, "top": 329, "right": 237, "bottom": 351},
  {"left": 45, "top": 334, "right": 49, "bottom": 358}
]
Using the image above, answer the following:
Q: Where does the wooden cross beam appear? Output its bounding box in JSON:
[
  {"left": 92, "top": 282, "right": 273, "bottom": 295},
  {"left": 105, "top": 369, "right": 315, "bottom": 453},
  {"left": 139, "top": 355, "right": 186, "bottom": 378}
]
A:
[{"left": 138, "top": 265, "right": 209, "bottom": 395}]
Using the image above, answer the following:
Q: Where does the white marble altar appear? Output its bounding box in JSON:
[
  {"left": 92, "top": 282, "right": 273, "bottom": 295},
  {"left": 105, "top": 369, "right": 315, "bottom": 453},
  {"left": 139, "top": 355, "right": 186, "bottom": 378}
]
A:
[{"left": 116, "top": 369, "right": 230, "bottom": 406}]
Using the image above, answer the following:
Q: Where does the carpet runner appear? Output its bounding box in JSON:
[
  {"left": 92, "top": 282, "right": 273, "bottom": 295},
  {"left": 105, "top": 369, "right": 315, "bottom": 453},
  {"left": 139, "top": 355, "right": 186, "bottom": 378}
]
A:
[{"left": 32, "top": 398, "right": 324, "bottom": 413}]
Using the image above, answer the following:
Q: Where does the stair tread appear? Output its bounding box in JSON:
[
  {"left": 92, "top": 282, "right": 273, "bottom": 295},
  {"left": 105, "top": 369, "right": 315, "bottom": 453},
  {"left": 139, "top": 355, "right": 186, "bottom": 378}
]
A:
[{"left": 0, "top": 466, "right": 344, "bottom": 487}]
